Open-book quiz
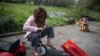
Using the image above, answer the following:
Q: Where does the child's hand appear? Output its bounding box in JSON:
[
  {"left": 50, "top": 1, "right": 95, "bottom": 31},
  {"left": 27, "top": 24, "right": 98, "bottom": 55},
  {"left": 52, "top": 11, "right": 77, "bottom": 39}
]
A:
[
  {"left": 38, "top": 28, "right": 43, "bottom": 30},
  {"left": 37, "top": 28, "right": 43, "bottom": 32}
]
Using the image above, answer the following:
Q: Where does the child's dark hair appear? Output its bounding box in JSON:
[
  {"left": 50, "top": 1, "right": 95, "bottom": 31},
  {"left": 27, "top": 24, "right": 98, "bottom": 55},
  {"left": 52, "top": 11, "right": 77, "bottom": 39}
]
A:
[
  {"left": 83, "top": 15, "right": 88, "bottom": 18},
  {"left": 34, "top": 7, "right": 47, "bottom": 28}
]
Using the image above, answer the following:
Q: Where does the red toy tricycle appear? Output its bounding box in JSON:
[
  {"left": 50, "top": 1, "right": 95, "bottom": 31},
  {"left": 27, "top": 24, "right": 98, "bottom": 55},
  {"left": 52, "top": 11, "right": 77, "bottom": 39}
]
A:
[{"left": 0, "top": 39, "right": 26, "bottom": 56}]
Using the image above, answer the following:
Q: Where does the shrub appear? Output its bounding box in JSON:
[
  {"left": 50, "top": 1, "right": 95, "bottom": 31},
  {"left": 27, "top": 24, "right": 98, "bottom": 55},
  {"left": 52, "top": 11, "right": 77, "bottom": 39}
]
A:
[
  {"left": 67, "top": 18, "right": 76, "bottom": 24},
  {"left": 88, "top": 11, "right": 100, "bottom": 22},
  {"left": 66, "top": 6, "right": 89, "bottom": 19},
  {"left": 0, "top": 15, "right": 18, "bottom": 34}
]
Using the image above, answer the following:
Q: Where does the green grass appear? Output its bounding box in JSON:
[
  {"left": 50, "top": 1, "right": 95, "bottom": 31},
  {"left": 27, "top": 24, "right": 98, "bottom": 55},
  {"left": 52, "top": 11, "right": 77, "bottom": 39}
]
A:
[
  {"left": 0, "top": 3, "right": 66, "bottom": 19},
  {"left": 0, "top": 3, "right": 37, "bottom": 21},
  {"left": 0, "top": 2, "right": 67, "bottom": 22},
  {"left": 47, "top": 17, "right": 67, "bottom": 26},
  {"left": 0, "top": 2, "right": 100, "bottom": 33},
  {"left": 0, "top": 2, "right": 68, "bottom": 33}
]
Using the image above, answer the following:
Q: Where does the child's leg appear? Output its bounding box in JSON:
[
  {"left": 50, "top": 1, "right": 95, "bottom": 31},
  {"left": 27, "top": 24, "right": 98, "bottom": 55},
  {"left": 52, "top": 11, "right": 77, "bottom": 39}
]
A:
[
  {"left": 33, "top": 50, "right": 40, "bottom": 56},
  {"left": 86, "top": 24, "right": 90, "bottom": 31},
  {"left": 30, "top": 33, "right": 39, "bottom": 47},
  {"left": 29, "top": 32, "right": 40, "bottom": 56},
  {"left": 80, "top": 24, "right": 83, "bottom": 31},
  {"left": 40, "top": 27, "right": 55, "bottom": 49}
]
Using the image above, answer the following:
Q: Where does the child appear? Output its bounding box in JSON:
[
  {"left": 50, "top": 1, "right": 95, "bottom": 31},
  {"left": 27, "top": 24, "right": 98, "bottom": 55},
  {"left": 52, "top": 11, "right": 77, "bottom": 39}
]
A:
[
  {"left": 23, "top": 7, "right": 55, "bottom": 56},
  {"left": 79, "top": 16, "right": 89, "bottom": 31},
  {"left": 80, "top": 16, "right": 88, "bottom": 25}
]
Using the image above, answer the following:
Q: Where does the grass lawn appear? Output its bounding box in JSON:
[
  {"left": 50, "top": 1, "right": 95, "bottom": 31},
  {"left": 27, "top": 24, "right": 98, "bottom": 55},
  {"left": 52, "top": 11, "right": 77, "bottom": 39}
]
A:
[{"left": 0, "top": 2, "right": 68, "bottom": 33}]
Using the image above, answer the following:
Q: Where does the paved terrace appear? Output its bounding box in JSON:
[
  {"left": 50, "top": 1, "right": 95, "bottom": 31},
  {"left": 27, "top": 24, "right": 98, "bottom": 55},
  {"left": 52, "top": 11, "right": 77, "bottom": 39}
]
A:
[{"left": 0, "top": 21, "right": 100, "bottom": 56}]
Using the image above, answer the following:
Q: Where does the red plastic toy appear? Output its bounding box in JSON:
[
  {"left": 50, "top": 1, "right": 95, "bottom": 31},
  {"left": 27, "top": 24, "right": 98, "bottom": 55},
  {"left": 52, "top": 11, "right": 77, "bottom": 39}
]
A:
[
  {"left": 61, "top": 39, "right": 88, "bottom": 56},
  {"left": 0, "top": 52, "right": 14, "bottom": 56},
  {"left": 0, "top": 39, "right": 26, "bottom": 56}
]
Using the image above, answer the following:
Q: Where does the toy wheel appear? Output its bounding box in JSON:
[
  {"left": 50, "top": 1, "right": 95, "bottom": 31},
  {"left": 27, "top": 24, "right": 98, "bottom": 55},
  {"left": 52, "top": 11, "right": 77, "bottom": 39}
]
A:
[{"left": 35, "top": 44, "right": 47, "bottom": 56}]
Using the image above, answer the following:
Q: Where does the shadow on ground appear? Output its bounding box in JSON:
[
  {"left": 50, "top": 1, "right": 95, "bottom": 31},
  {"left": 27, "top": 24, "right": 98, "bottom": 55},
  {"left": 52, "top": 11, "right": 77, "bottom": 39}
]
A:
[
  {"left": 25, "top": 47, "right": 69, "bottom": 56},
  {"left": 0, "top": 39, "right": 10, "bottom": 45},
  {"left": 88, "top": 31, "right": 100, "bottom": 34},
  {"left": 46, "top": 49, "right": 69, "bottom": 56}
]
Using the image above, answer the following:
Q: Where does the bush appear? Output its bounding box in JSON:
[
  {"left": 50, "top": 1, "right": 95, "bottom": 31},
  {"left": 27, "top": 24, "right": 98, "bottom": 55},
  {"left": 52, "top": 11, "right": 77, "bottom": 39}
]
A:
[
  {"left": 0, "top": 15, "right": 18, "bottom": 34},
  {"left": 67, "top": 18, "right": 76, "bottom": 24},
  {"left": 66, "top": 6, "right": 89, "bottom": 19},
  {"left": 88, "top": 11, "right": 100, "bottom": 22}
]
